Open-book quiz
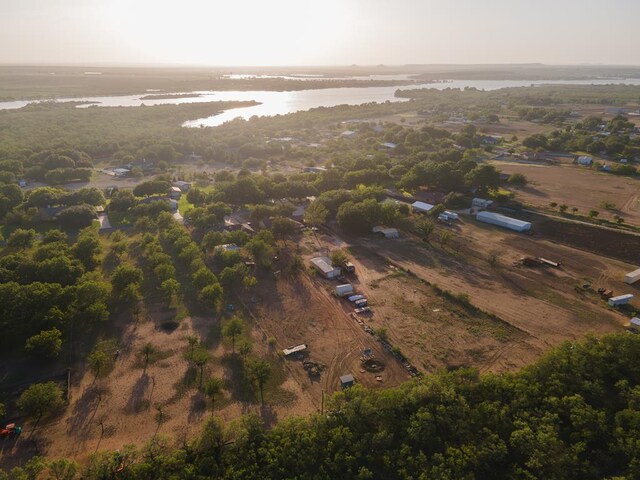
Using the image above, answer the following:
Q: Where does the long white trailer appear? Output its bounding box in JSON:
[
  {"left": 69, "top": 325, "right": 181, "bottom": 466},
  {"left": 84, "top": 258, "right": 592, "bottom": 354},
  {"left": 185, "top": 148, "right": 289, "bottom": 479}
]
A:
[
  {"left": 608, "top": 294, "right": 634, "bottom": 307},
  {"left": 624, "top": 268, "right": 640, "bottom": 285},
  {"left": 476, "top": 211, "right": 532, "bottom": 233}
]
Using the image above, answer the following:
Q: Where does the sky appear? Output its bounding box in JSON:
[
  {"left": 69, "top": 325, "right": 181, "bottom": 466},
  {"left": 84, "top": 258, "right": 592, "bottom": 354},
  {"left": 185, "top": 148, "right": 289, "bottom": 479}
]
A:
[{"left": 1, "top": 0, "right": 639, "bottom": 66}]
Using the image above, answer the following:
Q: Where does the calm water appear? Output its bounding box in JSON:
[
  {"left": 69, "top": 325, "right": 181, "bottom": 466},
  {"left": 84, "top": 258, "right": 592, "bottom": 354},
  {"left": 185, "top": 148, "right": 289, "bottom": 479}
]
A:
[{"left": 2, "top": 78, "right": 640, "bottom": 128}]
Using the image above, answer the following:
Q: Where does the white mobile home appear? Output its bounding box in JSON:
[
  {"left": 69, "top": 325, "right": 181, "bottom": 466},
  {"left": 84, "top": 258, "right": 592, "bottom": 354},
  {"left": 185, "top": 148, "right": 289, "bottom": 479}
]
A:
[
  {"left": 438, "top": 211, "right": 459, "bottom": 222},
  {"left": 476, "top": 211, "right": 532, "bottom": 233},
  {"left": 472, "top": 198, "right": 493, "bottom": 210},
  {"left": 411, "top": 201, "right": 435, "bottom": 214},
  {"left": 624, "top": 268, "right": 640, "bottom": 285},
  {"left": 608, "top": 294, "right": 634, "bottom": 307},
  {"left": 311, "top": 257, "right": 341, "bottom": 279}
]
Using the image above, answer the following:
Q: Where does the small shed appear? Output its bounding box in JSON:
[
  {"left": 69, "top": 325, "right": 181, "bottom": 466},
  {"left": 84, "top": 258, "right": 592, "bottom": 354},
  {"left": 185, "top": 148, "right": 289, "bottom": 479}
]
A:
[
  {"left": 335, "top": 284, "right": 354, "bottom": 297},
  {"left": 629, "top": 317, "right": 640, "bottom": 332},
  {"left": 411, "top": 201, "right": 435, "bottom": 214},
  {"left": 577, "top": 156, "right": 593, "bottom": 166},
  {"left": 340, "top": 374, "right": 355, "bottom": 389}
]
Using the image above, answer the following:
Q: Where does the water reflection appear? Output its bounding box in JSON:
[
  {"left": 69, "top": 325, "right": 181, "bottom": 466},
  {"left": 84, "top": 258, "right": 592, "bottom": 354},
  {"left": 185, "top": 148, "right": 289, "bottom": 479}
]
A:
[{"left": 2, "top": 78, "right": 640, "bottom": 127}]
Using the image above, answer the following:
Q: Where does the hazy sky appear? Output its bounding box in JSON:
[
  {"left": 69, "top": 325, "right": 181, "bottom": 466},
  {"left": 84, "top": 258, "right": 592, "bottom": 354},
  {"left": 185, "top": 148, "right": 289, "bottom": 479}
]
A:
[{"left": 1, "top": 0, "right": 639, "bottom": 66}]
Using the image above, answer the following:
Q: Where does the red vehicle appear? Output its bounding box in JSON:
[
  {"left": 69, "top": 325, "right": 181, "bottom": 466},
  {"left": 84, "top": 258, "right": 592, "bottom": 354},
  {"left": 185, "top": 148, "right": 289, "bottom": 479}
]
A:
[{"left": 0, "top": 423, "right": 22, "bottom": 438}]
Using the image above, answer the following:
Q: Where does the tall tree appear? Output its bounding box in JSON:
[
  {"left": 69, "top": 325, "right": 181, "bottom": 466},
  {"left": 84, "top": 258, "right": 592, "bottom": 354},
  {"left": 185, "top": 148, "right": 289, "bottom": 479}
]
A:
[
  {"left": 223, "top": 317, "right": 244, "bottom": 354},
  {"left": 204, "top": 377, "right": 224, "bottom": 415},
  {"left": 248, "top": 359, "right": 272, "bottom": 406},
  {"left": 17, "top": 382, "right": 64, "bottom": 426},
  {"left": 141, "top": 343, "right": 156, "bottom": 373},
  {"left": 304, "top": 201, "right": 328, "bottom": 245},
  {"left": 192, "top": 349, "right": 209, "bottom": 389}
]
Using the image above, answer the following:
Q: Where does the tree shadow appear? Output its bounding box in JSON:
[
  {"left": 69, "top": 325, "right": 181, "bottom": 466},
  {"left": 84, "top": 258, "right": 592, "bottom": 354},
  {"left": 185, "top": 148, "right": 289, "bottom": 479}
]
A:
[
  {"left": 190, "top": 316, "right": 222, "bottom": 350},
  {"left": 188, "top": 391, "right": 206, "bottom": 423},
  {"left": 168, "top": 364, "right": 198, "bottom": 403},
  {"left": 259, "top": 404, "right": 278, "bottom": 428},
  {"left": 126, "top": 373, "right": 151, "bottom": 413},
  {"left": 66, "top": 384, "right": 109, "bottom": 439},
  {"left": 519, "top": 185, "right": 548, "bottom": 198},
  {"left": 220, "top": 355, "right": 256, "bottom": 403}
]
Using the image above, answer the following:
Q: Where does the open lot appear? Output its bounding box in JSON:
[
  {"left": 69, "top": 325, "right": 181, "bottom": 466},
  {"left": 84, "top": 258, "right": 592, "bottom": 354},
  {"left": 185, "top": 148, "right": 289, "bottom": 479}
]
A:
[
  {"left": 1, "top": 305, "right": 315, "bottom": 467},
  {"left": 331, "top": 218, "right": 635, "bottom": 372},
  {"left": 491, "top": 161, "right": 640, "bottom": 225}
]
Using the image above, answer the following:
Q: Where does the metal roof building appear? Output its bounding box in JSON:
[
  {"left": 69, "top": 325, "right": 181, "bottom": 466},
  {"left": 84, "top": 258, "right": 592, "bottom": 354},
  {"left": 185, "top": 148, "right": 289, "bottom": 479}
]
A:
[
  {"left": 310, "top": 256, "right": 341, "bottom": 279},
  {"left": 476, "top": 211, "right": 532, "bottom": 233},
  {"left": 411, "top": 201, "right": 435, "bottom": 214}
]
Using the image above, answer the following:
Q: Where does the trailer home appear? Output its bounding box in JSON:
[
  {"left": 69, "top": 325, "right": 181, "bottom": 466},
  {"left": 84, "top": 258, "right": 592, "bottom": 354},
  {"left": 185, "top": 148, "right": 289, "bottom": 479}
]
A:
[{"left": 608, "top": 294, "right": 634, "bottom": 307}]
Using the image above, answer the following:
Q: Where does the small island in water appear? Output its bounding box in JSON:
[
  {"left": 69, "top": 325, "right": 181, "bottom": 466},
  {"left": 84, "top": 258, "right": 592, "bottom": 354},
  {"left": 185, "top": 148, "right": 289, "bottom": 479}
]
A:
[{"left": 139, "top": 92, "right": 203, "bottom": 100}]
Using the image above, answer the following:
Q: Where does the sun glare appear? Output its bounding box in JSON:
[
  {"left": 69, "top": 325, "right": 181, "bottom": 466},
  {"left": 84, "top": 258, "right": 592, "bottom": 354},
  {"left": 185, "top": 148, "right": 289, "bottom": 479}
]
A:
[{"left": 104, "top": 0, "right": 352, "bottom": 65}]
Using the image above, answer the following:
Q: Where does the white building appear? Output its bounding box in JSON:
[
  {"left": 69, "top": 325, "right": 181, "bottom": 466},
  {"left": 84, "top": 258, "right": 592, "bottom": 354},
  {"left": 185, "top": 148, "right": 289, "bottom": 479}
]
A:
[
  {"left": 173, "top": 181, "right": 192, "bottom": 191},
  {"left": 310, "top": 257, "right": 341, "bottom": 279},
  {"left": 341, "top": 130, "right": 357, "bottom": 139},
  {"left": 215, "top": 244, "right": 240, "bottom": 253},
  {"left": 577, "top": 156, "right": 593, "bottom": 166},
  {"left": 411, "top": 201, "right": 435, "bottom": 214},
  {"left": 169, "top": 186, "right": 182, "bottom": 199},
  {"left": 624, "top": 268, "right": 640, "bottom": 285},
  {"left": 372, "top": 226, "right": 400, "bottom": 239},
  {"left": 472, "top": 198, "right": 493, "bottom": 210},
  {"left": 113, "top": 168, "right": 130, "bottom": 177},
  {"left": 476, "top": 211, "right": 531, "bottom": 233},
  {"left": 439, "top": 211, "right": 459, "bottom": 222},
  {"left": 379, "top": 142, "right": 397, "bottom": 150}
]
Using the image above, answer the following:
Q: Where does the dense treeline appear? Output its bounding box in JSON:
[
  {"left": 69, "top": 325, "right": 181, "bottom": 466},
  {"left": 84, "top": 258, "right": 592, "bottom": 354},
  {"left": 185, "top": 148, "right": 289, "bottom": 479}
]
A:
[
  {"left": 522, "top": 114, "right": 640, "bottom": 170},
  {"left": 0, "top": 227, "right": 107, "bottom": 346},
  {"left": 6, "top": 334, "right": 640, "bottom": 479}
]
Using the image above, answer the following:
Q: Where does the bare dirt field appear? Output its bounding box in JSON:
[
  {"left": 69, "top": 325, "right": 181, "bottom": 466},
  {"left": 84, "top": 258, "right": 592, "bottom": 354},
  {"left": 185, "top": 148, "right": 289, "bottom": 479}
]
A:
[
  {"left": 248, "top": 272, "right": 411, "bottom": 403},
  {"left": 338, "top": 219, "right": 635, "bottom": 370},
  {"left": 1, "top": 304, "right": 316, "bottom": 467},
  {"left": 531, "top": 214, "right": 640, "bottom": 265},
  {"left": 491, "top": 161, "right": 640, "bottom": 225},
  {"left": 344, "top": 248, "right": 537, "bottom": 373}
]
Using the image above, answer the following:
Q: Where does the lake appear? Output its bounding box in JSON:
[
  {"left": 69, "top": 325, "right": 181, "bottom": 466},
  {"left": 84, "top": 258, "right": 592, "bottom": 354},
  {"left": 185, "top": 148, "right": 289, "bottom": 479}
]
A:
[{"left": 2, "top": 78, "right": 640, "bottom": 128}]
